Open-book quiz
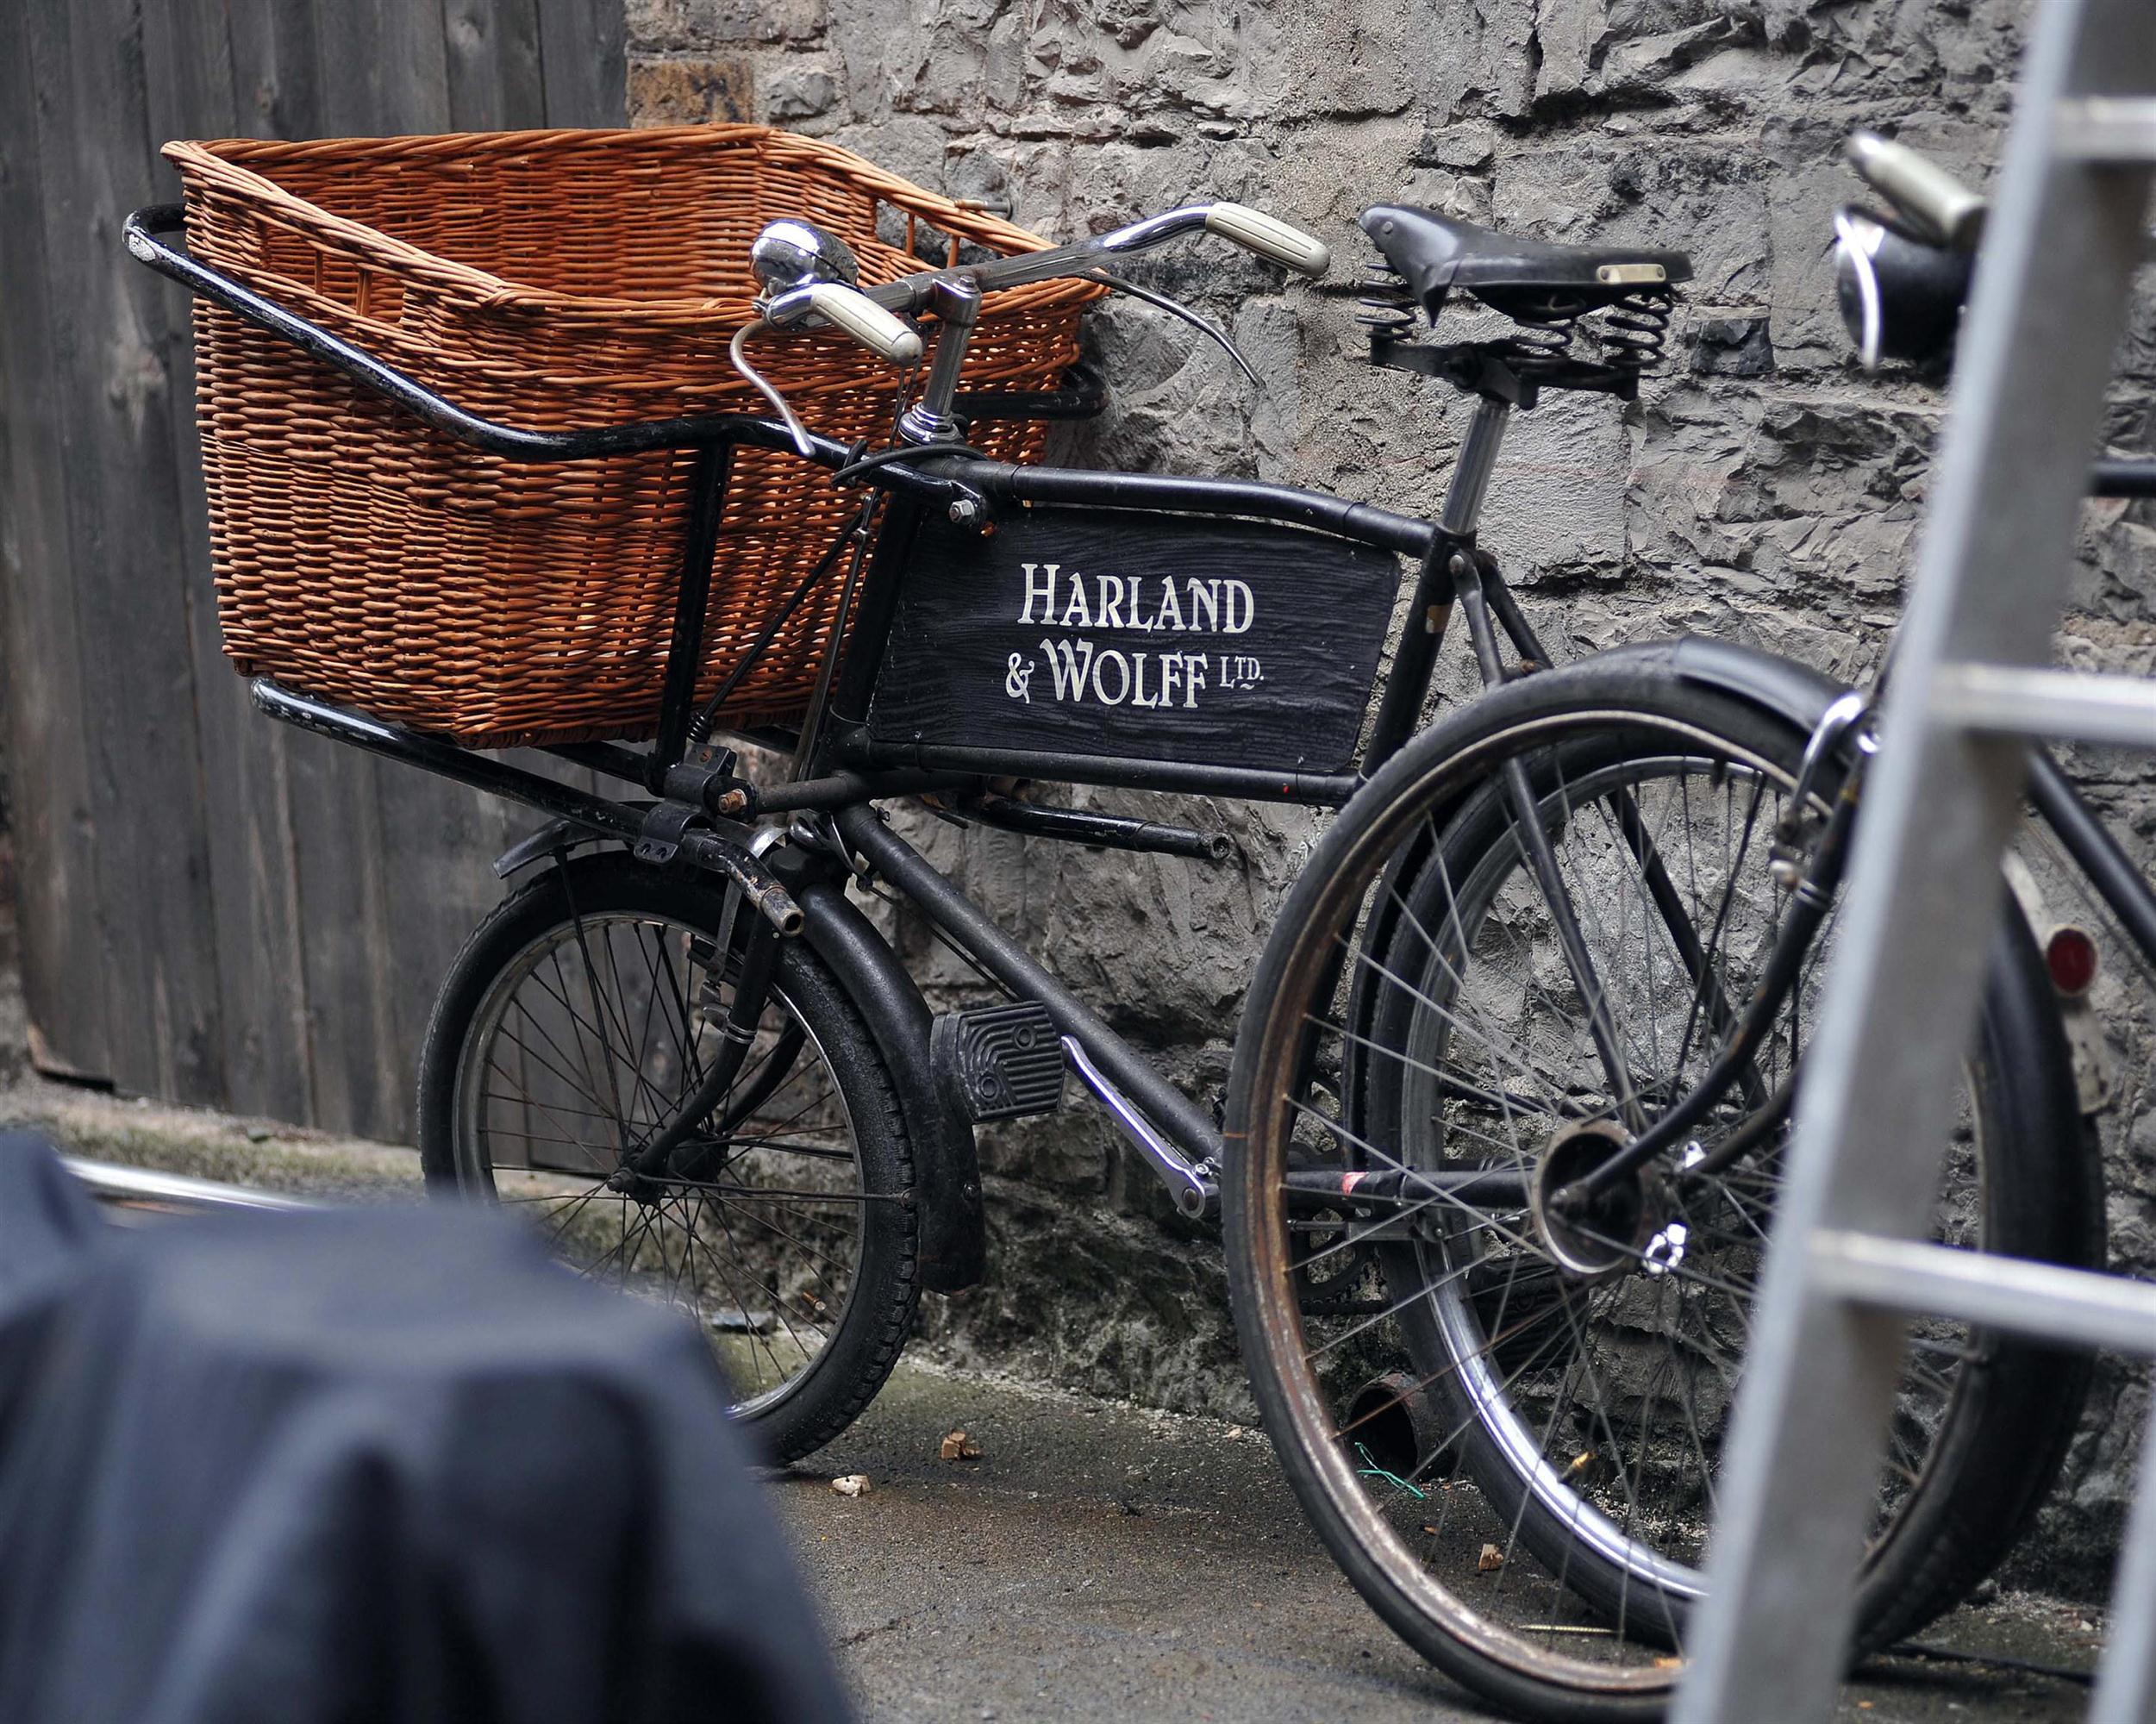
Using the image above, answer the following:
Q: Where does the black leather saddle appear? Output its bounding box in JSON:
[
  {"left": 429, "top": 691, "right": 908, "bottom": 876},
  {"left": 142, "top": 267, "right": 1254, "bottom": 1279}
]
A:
[{"left": 1362, "top": 205, "right": 1693, "bottom": 324}]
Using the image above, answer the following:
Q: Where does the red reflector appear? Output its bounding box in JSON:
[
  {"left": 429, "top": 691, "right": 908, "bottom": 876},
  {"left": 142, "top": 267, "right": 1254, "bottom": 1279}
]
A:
[{"left": 2045, "top": 925, "right": 2099, "bottom": 997}]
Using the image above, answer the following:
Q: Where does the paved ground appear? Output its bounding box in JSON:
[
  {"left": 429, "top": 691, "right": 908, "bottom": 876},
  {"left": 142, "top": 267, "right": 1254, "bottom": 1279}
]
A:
[{"left": 776, "top": 1359, "right": 2103, "bottom": 1723}]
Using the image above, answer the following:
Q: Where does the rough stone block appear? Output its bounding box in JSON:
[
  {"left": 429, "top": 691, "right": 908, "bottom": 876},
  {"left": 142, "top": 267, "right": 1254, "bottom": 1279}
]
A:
[{"left": 627, "top": 54, "right": 753, "bottom": 125}]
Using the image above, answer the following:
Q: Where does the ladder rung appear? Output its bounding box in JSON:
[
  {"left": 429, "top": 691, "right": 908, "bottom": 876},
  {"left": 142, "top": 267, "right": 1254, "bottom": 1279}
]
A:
[
  {"left": 1928, "top": 663, "right": 2156, "bottom": 746},
  {"left": 2054, "top": 96, "right": 2156, "bottom": 162},
  {"left": 1809, "top": 1230, "right": 2156, "bottom": 1354}
]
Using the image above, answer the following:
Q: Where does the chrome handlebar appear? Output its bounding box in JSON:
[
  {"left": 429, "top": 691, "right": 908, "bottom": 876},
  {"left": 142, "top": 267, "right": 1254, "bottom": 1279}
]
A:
[
  {"left": 857, "top": 200, "right": 1330, "bottom": 317},
  {"left": 1845, "top": 131, "right": 1988, "bottom": 251},
  {"left": 734, "top": 199, "right": 1330, "bottom": 454}
]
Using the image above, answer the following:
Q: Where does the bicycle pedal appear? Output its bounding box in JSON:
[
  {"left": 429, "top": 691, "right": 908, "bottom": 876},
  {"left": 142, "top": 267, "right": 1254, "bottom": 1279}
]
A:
[{"left": 930, "top": 1002, "right": 1066, "bottom": 1123}]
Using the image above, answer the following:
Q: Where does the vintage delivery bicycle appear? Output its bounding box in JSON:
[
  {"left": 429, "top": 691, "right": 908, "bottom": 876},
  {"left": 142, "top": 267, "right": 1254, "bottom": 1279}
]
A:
[{"left": 125, "top": 121, "right": 2109, "bottom": 1720}]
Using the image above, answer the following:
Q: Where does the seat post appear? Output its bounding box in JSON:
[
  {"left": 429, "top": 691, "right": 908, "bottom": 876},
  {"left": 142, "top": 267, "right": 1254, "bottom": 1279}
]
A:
[{"left": 1437, "top": 394, "right": 1510, "bottom": 537}]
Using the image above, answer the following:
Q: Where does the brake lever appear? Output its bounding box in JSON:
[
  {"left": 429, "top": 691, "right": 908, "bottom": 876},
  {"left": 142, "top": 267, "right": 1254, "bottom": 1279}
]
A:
[
  {"left": 728, "top": 320, "right": 818, "bottom": 459},
  {"left": 1083, "top": 269, "right": 1263, "bottom": 390}
]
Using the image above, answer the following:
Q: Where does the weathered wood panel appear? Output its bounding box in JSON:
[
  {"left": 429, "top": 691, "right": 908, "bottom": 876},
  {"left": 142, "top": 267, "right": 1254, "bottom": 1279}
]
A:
[
  {"left": 141, "top": 0, "right": 316, "bottom": 1126},
  {"left": 0, "top": 0, "right": 627, "bottom": 1139},
  {"left": 0, "top": 0, "right": 111, "bottom": 1084},
  {"left": 28, "top": 0, "right": 227, "bottom": 1105}
]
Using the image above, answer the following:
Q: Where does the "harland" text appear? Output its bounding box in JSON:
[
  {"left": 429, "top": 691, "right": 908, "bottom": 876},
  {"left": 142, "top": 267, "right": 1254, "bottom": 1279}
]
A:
[{"left": 1018, "top": 564, "right": 1255, "bottom": 634}]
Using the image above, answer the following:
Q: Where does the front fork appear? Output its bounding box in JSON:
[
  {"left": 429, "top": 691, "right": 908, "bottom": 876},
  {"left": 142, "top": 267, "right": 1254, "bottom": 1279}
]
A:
[{"left": 609, "top": 882, "right": 793, "bottom": 1190}]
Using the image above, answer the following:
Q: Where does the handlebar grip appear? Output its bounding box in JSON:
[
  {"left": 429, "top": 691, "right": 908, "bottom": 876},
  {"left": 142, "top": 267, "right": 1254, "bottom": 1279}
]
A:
[
  {"left": 797, "top": 283, "right": 924, "bottom": 364},
  {"left": 1846, "top": 131, "right": 1987, "bottom": 251},
  {"left": 1204, "top": 203, "right": 1331, "bottom": 278}
]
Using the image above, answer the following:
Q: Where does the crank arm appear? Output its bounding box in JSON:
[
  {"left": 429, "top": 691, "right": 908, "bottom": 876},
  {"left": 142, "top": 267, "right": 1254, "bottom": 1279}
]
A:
[{"left": 1062, "top": 1036, "right": 1215, "bottom": 1220}]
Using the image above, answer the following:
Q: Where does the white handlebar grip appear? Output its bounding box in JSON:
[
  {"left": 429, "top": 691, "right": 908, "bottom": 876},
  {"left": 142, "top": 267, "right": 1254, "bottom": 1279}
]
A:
[
  {"left": 1204, "top": 203, "right": 1331, "bottom": 278},
  {"left": 803, "top": 283, "right": 924, "bottom": 364},
  {"left": 1846, "top": 132, "right": 1987, "bottom": 251}
]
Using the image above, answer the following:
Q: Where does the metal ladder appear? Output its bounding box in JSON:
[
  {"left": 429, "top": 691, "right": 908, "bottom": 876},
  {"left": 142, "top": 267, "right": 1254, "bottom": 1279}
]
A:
[{"left": 1672, "top": 1, "right": 2156, "bottom": 1719}]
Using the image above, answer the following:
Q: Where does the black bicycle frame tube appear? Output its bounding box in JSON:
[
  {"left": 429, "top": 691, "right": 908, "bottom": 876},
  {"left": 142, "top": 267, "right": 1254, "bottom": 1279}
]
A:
[
  {"left": 629, "top": 910, "right": 784, "bottom": 1178},
  {"left": 125, "top": 209, "right": 864, "bottom": 469},
  {"left": 1555, "top": 737, "right": 2156, "bottom": 1212},
  {"left": 832, "top": 730, "right": 1362, "bottom": 805},
  {"left": 2091, "top": 459, "right": 2156, "bottom": 498},
  {"left": 126, "top": 207, "right": 1079, "bottom": 486},
  {"left": 653, "top": 445, "right": 732, "bottom": 784},
  {"left": 826, "top": 495, "right": 928, "bottom": 733},
  {"left": 1362, "top": 534, "right": 1465, "bottom": 768},
  {"left": 2029, "top": 746, "right": 2156, "bottom": 963},
  {"left": 1454, "top": 557, "right": 1644, "bottom": 1123},
  {"left": 1560, "top": 779, "right": 1860, "bottom": 1208},
  {"left": 952, "top": 460, "right": 1435, "bottom": 559},
  {"left": 1474, "top": 554, "right": 1758, "bottom": 1087},
  {"left": 251, "top": 679, "right": 802, "bottom": 932},
  {"left": 1283, "top": 1165, "right": 1530, "bottom": 1210},
  {"left": 832, "top": 803, "right": 1225, "bottom": 1165}
]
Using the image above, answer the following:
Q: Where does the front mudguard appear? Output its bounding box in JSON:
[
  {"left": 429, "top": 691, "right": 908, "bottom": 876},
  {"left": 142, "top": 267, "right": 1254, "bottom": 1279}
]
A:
[
  {"left": 797, "top": 878, "right": 987, "bottom": 1293},
  {"left": 493, "top": 825, "right": 988, "bottom": 1289}
]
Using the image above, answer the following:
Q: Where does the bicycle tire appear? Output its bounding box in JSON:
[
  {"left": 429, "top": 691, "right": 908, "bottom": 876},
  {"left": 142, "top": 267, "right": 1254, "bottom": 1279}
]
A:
[
  {"left": 417, "top": 851, "right": 920, "bottom": 1465},
  {"left": 1223, "top": 653, "right": 2099, "bottom": 1721}
]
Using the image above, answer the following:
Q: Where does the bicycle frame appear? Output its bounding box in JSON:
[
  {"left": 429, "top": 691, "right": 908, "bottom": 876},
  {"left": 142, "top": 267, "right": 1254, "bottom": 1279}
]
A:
[
  {"left": 1558, "top": 662, "right": 2156, "bottom": 1213},
  {"left": 125, "top": 205, "right": 1559, "bottom": 1208},
  {"left": 130, "top": 202, "right": 2156, "bottom": 1243}
]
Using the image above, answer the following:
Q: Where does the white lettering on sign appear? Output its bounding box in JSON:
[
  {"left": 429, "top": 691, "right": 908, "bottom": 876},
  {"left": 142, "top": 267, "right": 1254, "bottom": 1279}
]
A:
[
  {"left": 1022, "top": 639, "right": 1218, "bottom": 710},
  {"left": 1006, "top": 562, "right": 1256, "bottom": 712},
  {"left": 1016, "top": 565, "right": 1254, "bottom": 637}
]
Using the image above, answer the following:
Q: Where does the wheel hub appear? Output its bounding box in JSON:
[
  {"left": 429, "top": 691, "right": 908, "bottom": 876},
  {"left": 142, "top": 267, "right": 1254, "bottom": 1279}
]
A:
[
  {"left": 605, "top": 1161, "right": 668, "bottom": 1206},
  {"left": 1532, "top": 1119, "right": 1650, "bottom": 1280}
]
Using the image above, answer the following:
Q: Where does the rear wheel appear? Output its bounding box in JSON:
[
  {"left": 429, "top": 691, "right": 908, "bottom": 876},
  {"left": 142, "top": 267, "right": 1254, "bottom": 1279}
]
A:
[
  {"left": 1224, "top": 657, "right": 2098, "bottom": 1720},
  {"left": 418, "top": 852, "right": 919, "bottom": 1463}
]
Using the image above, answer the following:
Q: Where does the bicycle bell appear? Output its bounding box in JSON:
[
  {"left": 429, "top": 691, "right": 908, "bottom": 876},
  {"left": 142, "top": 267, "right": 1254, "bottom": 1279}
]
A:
[{"left": 749, "top": 220, "right": 862, "bottom": 305}]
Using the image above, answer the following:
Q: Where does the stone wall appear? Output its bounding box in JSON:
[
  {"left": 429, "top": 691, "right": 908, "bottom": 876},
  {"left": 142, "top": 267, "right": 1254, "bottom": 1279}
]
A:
[{"left": 623, "top": 0, "right": 2154, "bottom": 1594}]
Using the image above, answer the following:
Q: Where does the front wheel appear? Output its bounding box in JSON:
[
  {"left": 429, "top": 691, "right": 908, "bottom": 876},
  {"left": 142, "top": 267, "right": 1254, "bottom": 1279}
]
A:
[
  {"left": 1223, "top": 653, "right": 2099, "bottom": 1721},
  {"left": 417, "top": 852, "right": 920, "bottom": 1464}
]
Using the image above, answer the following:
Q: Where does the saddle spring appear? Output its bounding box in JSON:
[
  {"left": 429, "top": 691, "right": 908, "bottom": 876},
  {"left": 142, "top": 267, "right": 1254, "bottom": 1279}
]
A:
[
  {"left": 1597, "top": 288, "right": 1673, "bottom": 372},
  {"left": 1357, "top": 259, "right": 1420, "bottom": 340},
  {"left": 1499, "top": 309, "right": 1578, "bottom": 374}
]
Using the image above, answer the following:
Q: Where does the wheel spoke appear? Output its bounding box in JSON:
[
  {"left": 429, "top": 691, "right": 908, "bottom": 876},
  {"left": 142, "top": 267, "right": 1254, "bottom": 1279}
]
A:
[
  {"left": 445, "top": 894, "right": 895, "bottom": 1441},
  {"left": 1228, "top": 711, "right": 1998, "bottom": 1698}
]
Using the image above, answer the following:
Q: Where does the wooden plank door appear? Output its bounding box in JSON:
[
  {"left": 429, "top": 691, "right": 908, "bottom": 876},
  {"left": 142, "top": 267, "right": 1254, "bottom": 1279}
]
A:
[{"left": 0, "top": 0, "right": 628, "bottom": 1140}]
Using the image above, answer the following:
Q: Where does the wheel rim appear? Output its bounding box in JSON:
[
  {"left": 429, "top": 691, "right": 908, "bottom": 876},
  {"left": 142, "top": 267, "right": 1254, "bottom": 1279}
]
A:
[
  {"left": 451, "top": 908, "right": 871, "bottom": 1418},
  {"left": 1240, "top": 709, "right": 1985, "bottom": 1692}
]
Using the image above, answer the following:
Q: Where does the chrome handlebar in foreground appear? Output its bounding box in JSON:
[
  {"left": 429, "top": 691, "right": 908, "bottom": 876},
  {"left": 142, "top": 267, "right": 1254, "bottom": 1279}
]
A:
[
  {"left": 1846, "top": 130, "right": 1989, "bottom": 252},
  {"left": 1834, "top": 134, "right": 1987, "bottom": 372}
]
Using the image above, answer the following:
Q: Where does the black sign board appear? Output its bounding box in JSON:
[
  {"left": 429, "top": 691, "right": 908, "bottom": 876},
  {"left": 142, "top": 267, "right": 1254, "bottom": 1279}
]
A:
[{"left": 867, "top": 507, "right": 1400, "bottom": 776}]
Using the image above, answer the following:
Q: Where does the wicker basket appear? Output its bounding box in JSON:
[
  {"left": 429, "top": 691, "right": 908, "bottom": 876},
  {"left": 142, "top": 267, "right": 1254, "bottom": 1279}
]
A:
[{"left": 166, "top": 125, "right": 1103, "bottom": 749}]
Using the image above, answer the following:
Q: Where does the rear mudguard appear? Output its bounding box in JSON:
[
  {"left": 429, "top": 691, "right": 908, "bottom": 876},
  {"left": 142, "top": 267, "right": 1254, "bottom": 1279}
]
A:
[
  {"left": 1342, "top": 636, "right": 1859, "bottom": 1112},
  {"left": 797, "top": 879, "right": 988, "bottom": 1293}
]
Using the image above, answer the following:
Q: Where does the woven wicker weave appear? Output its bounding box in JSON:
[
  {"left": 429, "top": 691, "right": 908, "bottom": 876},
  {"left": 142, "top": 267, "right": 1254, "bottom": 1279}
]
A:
[{"left": 166, "top": 124, "right": 1103, "bottom": 749}]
